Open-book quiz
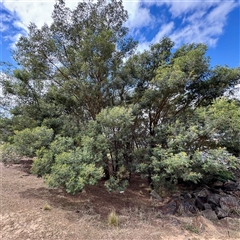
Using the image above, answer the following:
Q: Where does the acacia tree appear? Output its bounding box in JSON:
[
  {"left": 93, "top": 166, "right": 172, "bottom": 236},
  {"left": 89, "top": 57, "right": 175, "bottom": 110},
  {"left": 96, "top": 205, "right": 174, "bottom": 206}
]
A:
[
  {"left": 13, "top": 0, "right": 137, "bottom": 123},
  {"left": 125, "top": 41, "right": 239, "bottom": 184}
]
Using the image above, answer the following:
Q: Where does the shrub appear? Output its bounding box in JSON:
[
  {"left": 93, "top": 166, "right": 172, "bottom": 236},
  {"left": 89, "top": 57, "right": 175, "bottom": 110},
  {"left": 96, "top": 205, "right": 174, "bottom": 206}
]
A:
[
  {"left": 31, "top": 135, "right": 75, "bottom": 176},
  {"left": 31, "top": 134, "right": 104, "bottom": 194},
  {"left": 194, "top": 148, "right": 238, "bottom": 182},
  {"left": 151, "top": 148, "right": 202, "bottom": 186},
  {"left": 104, "top": 166, "right": 129, "bottom": 192},
  {"left": 150, "top": 146, "right": 238, "bottom": 188},
  {"left": 13, "top": 126, "right": 54, "bottom": 157},
  {"left": 104, "top": 176, "right": 129, "bottom": 192},
  {"left": 1, "top": 143, "right": 21, "bottom": 164},
  {"left": 31, "top": 148, "right": 54, "bottom": 176},
  {"left": 45, "top": 148, "right": 103, "bottom": 194}
]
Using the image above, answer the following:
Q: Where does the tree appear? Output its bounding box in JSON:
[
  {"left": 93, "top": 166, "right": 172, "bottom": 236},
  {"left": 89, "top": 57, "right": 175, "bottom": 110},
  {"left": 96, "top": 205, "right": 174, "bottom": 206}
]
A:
[
  {"left": 125, "top": 42, "right": 239, "bottom": 184},
  {"left": 198, "top": 97, "right": 240, "bottom": 156},
  {"left": 13, "top": 0, "right": 137, "bottom": 123},
  {"left": 1, "top": 0, "right": 239, "bottom": 194}
]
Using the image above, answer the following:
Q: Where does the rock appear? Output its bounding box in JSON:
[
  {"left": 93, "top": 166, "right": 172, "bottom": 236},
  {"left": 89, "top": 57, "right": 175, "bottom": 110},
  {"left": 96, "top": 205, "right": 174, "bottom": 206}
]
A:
[
  {"left": 183, "top": 192, "right": 192, "bottom": 199},
  {"left": 150, "top": 190, "right": 163, "bottom": 201},
  {"left": 215, "top": 207, "right": 228, "bottom": 219},
  {"left": 195, "top": 197, "right": 207, "bottom": 210},
  {"left": 193, "top": 188, "right": 211, "bottom": 198},
  {"left": 161, "top": 200, "right": 177, "bottom": 215},
  {"left": 224, "top": 180, "right": 238, "bottom": 191},
  {"left": 219, "top": 195, "right": 240, "bottom": 212},
  {"left": 161, "top": 185, "right": 240, "bottom": 220},
  {"left": 203, "top": 203, "right": 212, "bottom": 210},
  {"left": 201, "top": 209, "right": 218, "bottom": 220},
  {"left": 213, "top": 181, "right": 223, "bottom": 188},
  {"left": 207, "top": 194, "right": 221, "bottom": 206},
  {"left": 182, "top": 200, "right": 198, "bottom": 215}
]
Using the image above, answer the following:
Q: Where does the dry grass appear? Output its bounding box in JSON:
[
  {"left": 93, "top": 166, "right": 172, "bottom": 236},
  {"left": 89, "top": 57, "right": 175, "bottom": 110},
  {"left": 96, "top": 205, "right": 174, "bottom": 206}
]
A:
[
  {"left": 108, "top": 209, "right": 119, "bottom": 227},
  {"left": 183, "top": 223, "right": 199, "bottom": 234},
  {"left": 2, "top": 162, "right": 240, "bottom": 240},
  {"left": 43, "top": 203, "right": 52, "bottom": 211}
]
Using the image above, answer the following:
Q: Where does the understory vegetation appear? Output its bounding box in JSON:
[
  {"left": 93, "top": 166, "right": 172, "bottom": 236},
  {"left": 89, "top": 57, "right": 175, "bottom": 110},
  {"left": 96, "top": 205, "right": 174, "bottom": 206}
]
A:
[{"left": 1, "top": 0, "right": 240, "bottom": 194}]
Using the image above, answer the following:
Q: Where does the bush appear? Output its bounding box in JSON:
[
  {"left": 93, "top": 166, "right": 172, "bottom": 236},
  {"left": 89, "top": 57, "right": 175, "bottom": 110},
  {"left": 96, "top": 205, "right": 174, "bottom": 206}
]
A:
[
  {"left": 150, "top": 146, "right": 238, "bottom": 188},
  {"left": 31, "top": 135, "right": 75, "bottom": 176},
  {"left": 104, "top": 176, "right": 129, "bottom": 192},
  {"left": 31, "top": 148, "right": 54, "bottom": 176},
  {"left": 104, "top": 166, "right": 129, "bottom": 192},
  {"left": 194, "top": 148, "right": 238, "bottom": 182},
  {"left": 45, "top": 148, "right": 103, "bottom": 194},
  {"left": 13, "top": 126, "right": 54, "bottom": 157},
  {"left": 49, "top": 135, "right": 75, "bottom": 155},
  {"left": 151, "top": 148, "right": 202, "bottom": 186},
  {"left": 1, "top": 143, "right": 22, "bottom": 164}
]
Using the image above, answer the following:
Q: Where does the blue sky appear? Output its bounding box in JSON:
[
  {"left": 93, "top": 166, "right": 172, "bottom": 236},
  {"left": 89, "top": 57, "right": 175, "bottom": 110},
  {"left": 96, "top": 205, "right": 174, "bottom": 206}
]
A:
[{"left": 0, "top": 0, "right": 239, "bottom": 68}]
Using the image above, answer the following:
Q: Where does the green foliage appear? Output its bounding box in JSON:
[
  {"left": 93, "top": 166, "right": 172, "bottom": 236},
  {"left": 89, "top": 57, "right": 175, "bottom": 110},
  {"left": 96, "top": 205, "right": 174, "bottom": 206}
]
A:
[
  {"left": 11, "top": 0, "right": 137, "bottom": 121},
  {"left": 183, "top": 223, "right": 199, "bottom": 234},
  {"left": 1, "top": 0, "right": 239, "bottom": 194},
  {"left": 104, "top": 176, "right": 129, "bottom": 192},
  {"left": 13, "top": 126, "right": 54, "bottom": 157},
  {"left": 0, "top": 117, "right": 14, "bottom": 142},
  {"left": 96, "top": 106, "right": 135, "bottom": 171},
  {"left": 104, "top": 166, "right": 129, "bottom": 192},
  {"left": 200, "top": 97, "right": 240, "bottom": 156},
  {"left": 45, "top": 149, "right": 103, "bottom": 194},
  {"left": 31, "top": 134, "right": 104, "bottom": 194},
  {"left": 75, "top": 106, "right": 134, "bottom": 191},
  {"left": 150, "top": 145, "right": 238, "bottom": 188},
  {"left": 49, "top": 135, "right": 75, "bottom": 155},
  {"left": 1, "top": 143, "right": 21, "bottom": 164},
  {"left": 31, "top": 135, "right": 75, "bottom": 176},
  {"left": 31, "top": 148, "right": 54, "bottom": 176},
  {"left": 195, "top": 148, "right": 238, "bottom": 182},
  {"left": 151, "top": 148, "right": 202, "bottom": 186}
]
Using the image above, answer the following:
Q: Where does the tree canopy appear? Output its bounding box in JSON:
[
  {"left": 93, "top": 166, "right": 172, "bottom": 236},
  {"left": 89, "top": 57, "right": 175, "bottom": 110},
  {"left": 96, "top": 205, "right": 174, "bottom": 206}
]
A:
[{"left": 1, "top": 0, "right": 240, "bottom": 194}]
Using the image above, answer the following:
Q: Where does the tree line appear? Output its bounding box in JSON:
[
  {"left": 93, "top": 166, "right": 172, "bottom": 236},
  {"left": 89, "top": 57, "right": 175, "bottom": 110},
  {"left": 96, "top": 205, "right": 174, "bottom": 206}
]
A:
[{"left": 1, "top": 0, "right": 240, "bottom": 194}]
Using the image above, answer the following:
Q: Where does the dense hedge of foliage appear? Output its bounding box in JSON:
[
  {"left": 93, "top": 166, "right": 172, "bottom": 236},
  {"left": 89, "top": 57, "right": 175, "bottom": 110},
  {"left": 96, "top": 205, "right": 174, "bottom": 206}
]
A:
[{"left": 1, "top": 0, "right": 239, "bottom": 194}]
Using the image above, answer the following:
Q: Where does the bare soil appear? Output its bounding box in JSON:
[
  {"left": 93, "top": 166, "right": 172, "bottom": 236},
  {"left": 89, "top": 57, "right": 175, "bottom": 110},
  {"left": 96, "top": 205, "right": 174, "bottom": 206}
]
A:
[{"left": 1, "top": 160, "right": 240, "bottom": 240}]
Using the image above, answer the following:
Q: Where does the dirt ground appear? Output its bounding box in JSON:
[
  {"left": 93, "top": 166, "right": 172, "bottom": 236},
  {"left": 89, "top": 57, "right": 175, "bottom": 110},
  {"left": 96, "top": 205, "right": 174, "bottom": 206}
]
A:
[{"left": 1, "top": 160, "right": 240, "bottom": 240}]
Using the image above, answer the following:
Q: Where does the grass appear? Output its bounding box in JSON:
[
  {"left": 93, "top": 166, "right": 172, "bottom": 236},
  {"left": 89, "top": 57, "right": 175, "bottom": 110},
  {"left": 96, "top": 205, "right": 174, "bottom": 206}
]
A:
[
  {"left": 43, "top": 203, "right": 52, "bottom": 211},
  {"left": 183, "top": 223, "right": 199, "bottom": 234},
  {"left": 108, "top": 209, "right": 119, "bottom": 227}
]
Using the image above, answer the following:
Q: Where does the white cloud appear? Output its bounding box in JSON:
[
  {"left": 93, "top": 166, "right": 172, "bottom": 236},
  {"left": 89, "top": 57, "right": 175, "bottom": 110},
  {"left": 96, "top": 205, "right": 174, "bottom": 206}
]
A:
[
  {"left": 1, "top": 11, "right": 14, "bottom": 22},
  {"left": 168, "top": 1, "right": 237, "bottom": 47},
  {"left": 206, "top": 1, "right": 235, "bottom": 25},
  {"left": 4, "top": 33, "right": 23, "bottom": 50},
  {"left": 124, "top": 1, "right": 154, "bottom": 30},
  {"left": 165, "top": 0, "right": 216, "bottom": 18},
  {"left": 2, "top": 1, "right": 55, "bottom": 30},
  {"left": 152, "top": 22, "right": 174, "bottom": 43},
  {"left": 0, "top": 22, "right": 9, "bottom": 32},
  {"left": 1, "top": 0, "right": 239, "bottom": 53},
  {"left": 1, "top": 0, "right": 79, "bottom": 50}
]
